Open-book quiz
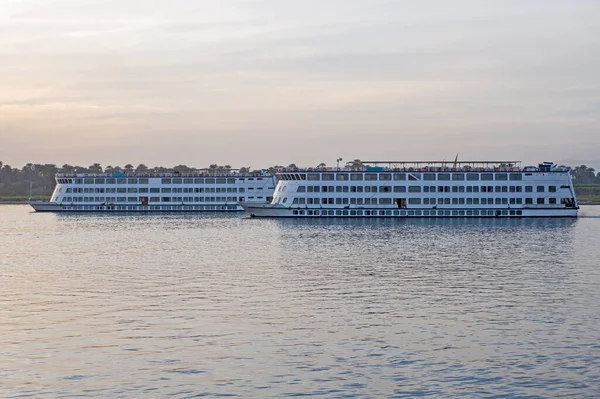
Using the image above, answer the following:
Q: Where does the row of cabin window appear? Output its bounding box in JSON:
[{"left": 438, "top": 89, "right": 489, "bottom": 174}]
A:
[
  {"left": 59, "top": 196, "right": 248, "bottom": 203},
  {"left": 292, "top": 209, "right": 523, "bottom": 217},
  {"left": 295, "top": 185, "right": 558, "bottom": 193},
  {"left": 62, "top": 177, "right": 256, "bottom": 184},
  {"left": 281, "top": 173, "right": 525, "bottom": 181},
  {"left": 60, "top": 205, "right": 239, "bottom": 210},
  {"left": 278, "top": 197, "right": 561, "bottom": 205},
  {"left": 65, "top": 187, "right": 245, "bottom": 194}
]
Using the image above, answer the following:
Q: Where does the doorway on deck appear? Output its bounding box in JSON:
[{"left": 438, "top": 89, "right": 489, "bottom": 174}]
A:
[{"left": 394, "top": 198, "right": 406, "bottom": 208}]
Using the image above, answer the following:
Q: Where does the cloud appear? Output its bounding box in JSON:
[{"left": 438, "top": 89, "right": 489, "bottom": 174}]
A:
[{"left": 0, "top": 0, "right": 599, "bottom": 167}]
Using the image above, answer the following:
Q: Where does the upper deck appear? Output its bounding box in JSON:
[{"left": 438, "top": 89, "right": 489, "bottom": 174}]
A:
[
  {"left": 275, "top": 161, "right": 570, "bottom": 181},
  {"left": 55, "top": 171, "right": 273, "bottom": 185}
]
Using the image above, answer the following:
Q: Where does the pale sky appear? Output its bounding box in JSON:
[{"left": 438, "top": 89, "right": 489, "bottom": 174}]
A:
[{"left": 1, "top": 0, "right": 599, "bottom": 169}]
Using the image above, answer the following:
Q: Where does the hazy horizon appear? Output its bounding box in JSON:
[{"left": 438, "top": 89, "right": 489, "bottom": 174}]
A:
[{"left": 1, "top": 0, "right": 599, "bottom": 168}]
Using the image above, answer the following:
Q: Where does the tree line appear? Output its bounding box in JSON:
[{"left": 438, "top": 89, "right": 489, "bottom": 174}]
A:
[
  {"left": 0, "top": 161, "right": 599, "bottom": 197},
  {"left": 0, "top": 162, "right": 301, "bottom": 197}
]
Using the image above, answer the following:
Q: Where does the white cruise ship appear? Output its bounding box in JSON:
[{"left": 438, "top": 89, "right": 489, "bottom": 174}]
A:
[
  {"left": 240, "top": 161, "right": 579, "bottom": 218},
  {"left": 29, "top": 171, "right": 276, "bottom": 212}
]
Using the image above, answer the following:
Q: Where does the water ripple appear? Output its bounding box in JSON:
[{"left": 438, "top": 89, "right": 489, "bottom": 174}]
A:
[{"left": 0, "top": 205, "right": 599, "bottom": 398}]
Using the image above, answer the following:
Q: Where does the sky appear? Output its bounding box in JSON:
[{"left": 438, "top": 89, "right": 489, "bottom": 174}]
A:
[{"left": 0, "top": 0, "right": 599, "bottom": 169}]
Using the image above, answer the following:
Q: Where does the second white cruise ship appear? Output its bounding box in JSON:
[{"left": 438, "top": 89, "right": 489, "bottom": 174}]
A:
[{"left": 240, "top": 161, "right": 578, "bottom": 218}]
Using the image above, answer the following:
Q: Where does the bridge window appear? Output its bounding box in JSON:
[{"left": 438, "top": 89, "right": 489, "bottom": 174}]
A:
[{"left": 509, "top": 173, "right": 522, "bottom": 181}]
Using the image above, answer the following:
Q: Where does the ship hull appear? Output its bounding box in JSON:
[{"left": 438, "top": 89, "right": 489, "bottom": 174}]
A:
[
  {"left": 241, "top": 203, "right": 578, "bottom": 218},
  {"left": 28, "top": 201, "right": 247, "bottom": 212}
]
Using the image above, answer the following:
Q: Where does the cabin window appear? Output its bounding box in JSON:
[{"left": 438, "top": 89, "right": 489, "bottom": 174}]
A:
[
  {"left": 549, "top": 198, "right": 557, "bottom": 204},
  {"left": 205, "top": 178, "right": 215, "bottom": 184},
  {"left": 509, "top": 174, "right": 522, "bottom": 181},
  {"left": 438, "top": 173, "right": 450, "bottom": 181},
  {"left": 423, "top": 173, "right": 435, "bottom": 181},
  {"left": 408, "top": 186, "right": 421, "bottom": 193},
  {"left": 161, "top": 178, "right": 171, "bottom": 184},
  {"left": 393, "top": 186, "right": 406, "bottom": 193},
  {"left": 322, "top": 174, "right": 334, "bottom": 181},
  {"left": 336, "top": 174, "right": 348, "bottom": 181},
  {"left": 379, "top": 174, "right": 391, "bottom": 180},
  {"left": 172, "top": 178, "right": 182, "bottom": 184},
  {"left": 495, "top": 174, "right": 508, "bottom": 181},
  {"left": 408, "top": 198, "right": 421, "bottom": 205},
  {"left": 537, "top": 186, "right": 545, "bottom": 192},
  {"left": 537, "top": 198, "right": 545, "bottom": 204},
  {"left": 481, "top": 173, "right": 493, "bottom": 181},
  {"left": 350, "top": 174, "right": 363, "bottom": 181},
  {"left": 297, "top": 186, "right": 306, "bottom": 192},
  {"left": 365, "top": 174, "right": 377, "bottom": 181},
  {"left": 307, "top": 174, "right": 320, "bottom": 181},
  {"left": 94, "top": 178, "right": 105, "bottom": 184},
  {"left": 452, "top": 173, "right": 465, "bottom": 181},
  {"left": 549, "top": 186, "right": 557, "bottom": 192},
  {"left": 466, "top": 174, "right": 479, "bottom": 181},
  {"left": 393, "top": 174, "right": 406, "bottom": 180},
  {"left": 525, "top": 186, "right": 533, "bottom": 192}
]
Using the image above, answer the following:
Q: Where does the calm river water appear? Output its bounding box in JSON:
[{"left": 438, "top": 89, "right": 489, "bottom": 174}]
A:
[{"left": 1, "top": 205, "right": 600, "bottom": 398}]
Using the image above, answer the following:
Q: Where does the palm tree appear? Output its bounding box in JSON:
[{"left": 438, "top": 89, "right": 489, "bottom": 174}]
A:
[
  {"left": 136, "top": 164, "right": 149, "bottom": 172},
  {"left": 572, "top": 165, "right": 596, "bottom": 184},
  {"left": 61, "top": 164, "right": 74, "bottom": 173},
  {"left": 88, "top": 163, "right": 103, "bottom": 173},
  {"left": 124, "top": 164, "right": 134, "bottom": 173}
]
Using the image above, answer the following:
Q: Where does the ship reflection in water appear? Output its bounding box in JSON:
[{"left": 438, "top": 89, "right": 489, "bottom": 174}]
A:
[{"left": 1, "top": 205, "right": 599, "bottom": 398}]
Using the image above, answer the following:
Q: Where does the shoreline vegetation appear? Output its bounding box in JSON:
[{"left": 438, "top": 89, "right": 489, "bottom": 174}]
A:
[{"left": 1, "top": 162, "right": 600, "bottom": 204}]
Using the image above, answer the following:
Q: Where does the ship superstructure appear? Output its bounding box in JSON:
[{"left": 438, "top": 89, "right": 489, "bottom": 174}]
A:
[
  {"left": 240, "top": 161, "right": 578, "bottom": 218},
  {"left": 29, "top": 171, "right": 275, "bottom": 212}
]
